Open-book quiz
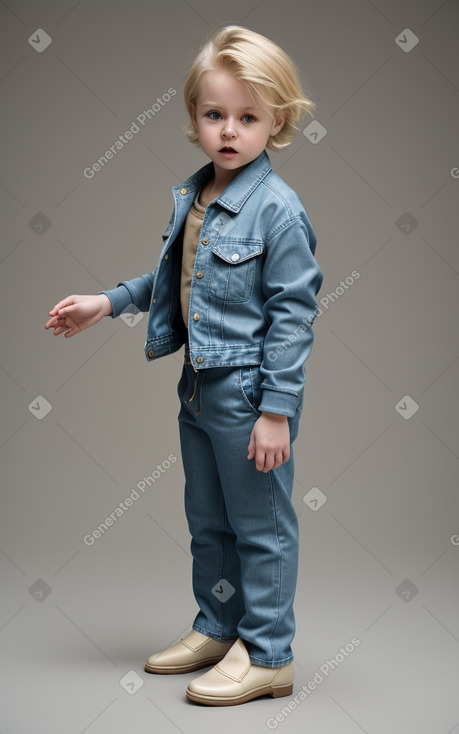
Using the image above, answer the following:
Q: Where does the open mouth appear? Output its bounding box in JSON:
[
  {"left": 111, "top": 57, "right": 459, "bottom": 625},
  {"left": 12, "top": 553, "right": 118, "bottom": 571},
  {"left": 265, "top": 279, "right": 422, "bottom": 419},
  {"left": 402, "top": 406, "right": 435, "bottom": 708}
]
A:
[{"left": 219, "top": 146, "right": 238, "bottom": 153}]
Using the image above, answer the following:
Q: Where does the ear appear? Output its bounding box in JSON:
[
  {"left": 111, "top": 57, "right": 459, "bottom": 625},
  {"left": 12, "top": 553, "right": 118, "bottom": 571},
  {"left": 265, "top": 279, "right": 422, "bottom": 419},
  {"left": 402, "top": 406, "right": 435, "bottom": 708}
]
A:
[{"left": 270, "top": 113, "right": 286, "bottom": 138}]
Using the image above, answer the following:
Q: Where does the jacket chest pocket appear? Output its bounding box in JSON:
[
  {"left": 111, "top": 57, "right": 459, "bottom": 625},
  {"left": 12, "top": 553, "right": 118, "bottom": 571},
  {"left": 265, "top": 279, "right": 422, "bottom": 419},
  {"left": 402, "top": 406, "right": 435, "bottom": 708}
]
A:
[{"left": 209, "top": 243, "right": 264, "bottom": 303}]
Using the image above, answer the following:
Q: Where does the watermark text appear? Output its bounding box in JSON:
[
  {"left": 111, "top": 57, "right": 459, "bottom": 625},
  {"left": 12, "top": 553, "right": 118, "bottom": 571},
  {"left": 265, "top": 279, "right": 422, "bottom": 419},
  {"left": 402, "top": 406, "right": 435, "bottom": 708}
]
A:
[
  {"left": 266, "top": 636, "right": 361, "bottom": 729},
  {"left": 83, "top": 454, "right": 177, "bottom": 546},
  {"left": 83, "top": 87, "right": 177, "bottom": 179}
]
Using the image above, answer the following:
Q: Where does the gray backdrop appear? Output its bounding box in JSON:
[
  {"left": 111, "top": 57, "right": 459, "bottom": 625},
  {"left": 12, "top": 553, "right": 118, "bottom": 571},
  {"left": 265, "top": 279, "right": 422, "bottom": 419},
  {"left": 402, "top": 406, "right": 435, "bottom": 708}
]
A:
[{"left": 1, "top": 1, "right": 458, "bottom": 732}]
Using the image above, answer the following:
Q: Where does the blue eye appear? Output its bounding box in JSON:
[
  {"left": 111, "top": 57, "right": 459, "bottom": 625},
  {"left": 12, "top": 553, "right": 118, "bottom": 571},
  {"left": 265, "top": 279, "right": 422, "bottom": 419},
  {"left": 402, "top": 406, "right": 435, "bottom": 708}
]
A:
[{"left": 205, "top": 111, "right": 256, "bottom": 123}]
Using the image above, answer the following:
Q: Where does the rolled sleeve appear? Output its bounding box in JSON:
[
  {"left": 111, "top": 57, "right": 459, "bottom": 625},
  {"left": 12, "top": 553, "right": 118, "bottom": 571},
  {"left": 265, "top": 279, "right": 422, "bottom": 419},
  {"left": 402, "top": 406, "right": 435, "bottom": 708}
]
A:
[
  {"left": 258, "top": 389, "right": 300, "bottom": 417},
  {"left": 99, "top": 270, "right": 156, "bottom": 318}
]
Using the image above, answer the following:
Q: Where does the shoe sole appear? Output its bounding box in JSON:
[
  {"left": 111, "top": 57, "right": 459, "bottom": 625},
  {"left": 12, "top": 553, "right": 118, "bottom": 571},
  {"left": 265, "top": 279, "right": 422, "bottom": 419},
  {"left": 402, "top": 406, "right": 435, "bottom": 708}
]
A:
[
  {"left": 185, "top": 682, "right": 294, "bottom": 706},
  {"left": 144, "top": 655, "right": 228, "bottom": 675}
]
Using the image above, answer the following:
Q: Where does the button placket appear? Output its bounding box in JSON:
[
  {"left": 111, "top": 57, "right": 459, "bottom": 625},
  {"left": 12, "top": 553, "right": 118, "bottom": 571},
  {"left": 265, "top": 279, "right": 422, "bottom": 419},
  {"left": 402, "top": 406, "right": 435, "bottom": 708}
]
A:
[{"left": 189, "top": 232, "right": 209, "bottom": 331}]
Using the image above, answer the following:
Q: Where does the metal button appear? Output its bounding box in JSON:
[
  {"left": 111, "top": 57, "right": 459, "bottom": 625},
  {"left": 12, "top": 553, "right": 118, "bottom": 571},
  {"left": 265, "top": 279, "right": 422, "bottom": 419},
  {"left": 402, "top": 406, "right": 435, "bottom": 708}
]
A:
[
  {"left": 193, "top": 313, "right": 200, "bottom": 321},
  {"left": 196, "top": 271, "right": 204, "bottom": 278},
  {"left": 231, "top": 253, "right": 240, "bottom": 262},
  {"left": 202, "top": 237, "right": 209, "bottom": 245},
  {"left": 180, "top": 188, "right": 187, "bottom": 195},
  {"left": 196, "top": 356, "right": 204, "bottom": 363},
  {"left": 164, "top": 253, "right": 169, "bottom": 260},
  {"left": 153, "top": 298, "right": 157, "bottom": 304},
  {"left": 148, "top": 350, "right": 154, "bottom": 357}
]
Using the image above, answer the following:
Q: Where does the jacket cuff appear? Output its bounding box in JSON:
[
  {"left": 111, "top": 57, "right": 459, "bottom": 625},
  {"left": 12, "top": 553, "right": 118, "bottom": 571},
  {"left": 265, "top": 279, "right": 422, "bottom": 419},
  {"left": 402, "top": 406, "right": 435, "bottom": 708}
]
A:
[
  {"left": 258, "top": 388, "right": 299, "bottom": 418},
  {"left": 98, "top": 285, "right": 133, "bottom": 318}
]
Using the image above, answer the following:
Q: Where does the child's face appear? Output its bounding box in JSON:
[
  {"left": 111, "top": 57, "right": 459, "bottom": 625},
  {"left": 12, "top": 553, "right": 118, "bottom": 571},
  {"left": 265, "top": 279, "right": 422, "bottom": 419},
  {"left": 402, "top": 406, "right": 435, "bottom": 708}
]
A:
[{"left": 192, "top": 70, "right": 285, "bottom": 181}]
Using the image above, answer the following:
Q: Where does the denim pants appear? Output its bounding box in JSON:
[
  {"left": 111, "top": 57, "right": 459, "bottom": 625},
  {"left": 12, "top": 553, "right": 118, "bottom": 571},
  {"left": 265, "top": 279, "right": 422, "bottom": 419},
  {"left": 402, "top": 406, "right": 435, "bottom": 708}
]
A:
[{"left": 177, "top": 351, "right": 303, "bottom": 668}]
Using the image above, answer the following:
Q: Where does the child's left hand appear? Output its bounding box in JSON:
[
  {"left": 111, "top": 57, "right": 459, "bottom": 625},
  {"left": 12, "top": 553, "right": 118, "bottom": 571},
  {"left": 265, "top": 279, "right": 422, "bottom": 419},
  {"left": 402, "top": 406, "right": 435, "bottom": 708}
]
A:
[{"left": 247, "top": 412, "right": 290, "bottom": 473}]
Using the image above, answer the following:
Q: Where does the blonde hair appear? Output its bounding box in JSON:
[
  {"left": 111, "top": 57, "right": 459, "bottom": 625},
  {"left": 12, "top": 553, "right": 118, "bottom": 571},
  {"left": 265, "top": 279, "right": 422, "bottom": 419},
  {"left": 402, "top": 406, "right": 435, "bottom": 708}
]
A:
[{"left": 183, "top": 24, "right": 317, "bottom": 151}]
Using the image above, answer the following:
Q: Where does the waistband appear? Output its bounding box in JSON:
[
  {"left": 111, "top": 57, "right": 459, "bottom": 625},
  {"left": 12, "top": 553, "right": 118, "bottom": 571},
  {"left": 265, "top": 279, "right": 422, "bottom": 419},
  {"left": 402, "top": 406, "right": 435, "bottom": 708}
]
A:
[{"left": 183, "top": 342, "right": 264, "bottom": 368}]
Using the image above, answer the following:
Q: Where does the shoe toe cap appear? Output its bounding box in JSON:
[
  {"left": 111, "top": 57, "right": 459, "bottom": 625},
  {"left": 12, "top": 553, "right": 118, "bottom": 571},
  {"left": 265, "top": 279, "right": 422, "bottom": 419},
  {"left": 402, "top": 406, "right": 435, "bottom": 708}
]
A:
[
  {"left": 187, "top": 669, "right": 230, "bottom": 696},
  {"left": 146, "top": 645, "right": 181, "bottom": 667},
  {"left": 145, "top": 652, "right": 161, "bottom": 666}
]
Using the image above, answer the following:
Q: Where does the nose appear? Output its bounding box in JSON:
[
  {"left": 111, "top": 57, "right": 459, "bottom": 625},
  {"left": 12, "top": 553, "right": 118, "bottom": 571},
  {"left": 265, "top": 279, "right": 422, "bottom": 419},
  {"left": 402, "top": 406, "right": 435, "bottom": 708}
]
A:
[{"left": 221, "top": 117, "right": 237, "bottom": 139}]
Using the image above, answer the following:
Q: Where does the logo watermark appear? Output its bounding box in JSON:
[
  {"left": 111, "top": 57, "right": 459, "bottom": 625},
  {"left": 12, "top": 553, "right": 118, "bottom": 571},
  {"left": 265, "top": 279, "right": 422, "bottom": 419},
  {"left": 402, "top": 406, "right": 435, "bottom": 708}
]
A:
[
  {"left": 266, "top": 637, "right": 361, "bottom": 729},
  {"left": 83, "top": 87, "right": 177, "bottom": 179},
  {"left": 83, "top": 454, "right": 177, "bottom": 546}
]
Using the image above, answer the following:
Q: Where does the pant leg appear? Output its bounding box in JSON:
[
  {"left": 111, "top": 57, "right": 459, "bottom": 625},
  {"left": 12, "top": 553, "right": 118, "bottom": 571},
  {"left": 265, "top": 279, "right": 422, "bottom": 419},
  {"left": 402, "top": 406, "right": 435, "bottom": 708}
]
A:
[
  {"left": 177, "top": 360, "right": 243, "bottom": 641},
  {"left": 179, "top": 360, "right": 303, "bottom": 668}
]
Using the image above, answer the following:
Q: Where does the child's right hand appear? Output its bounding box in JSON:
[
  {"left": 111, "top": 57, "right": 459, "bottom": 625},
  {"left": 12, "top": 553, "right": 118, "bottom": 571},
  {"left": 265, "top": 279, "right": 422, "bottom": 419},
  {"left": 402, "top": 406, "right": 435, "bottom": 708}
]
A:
[{"left": 45, "top": 294, "right": 112, "bottom": 338}]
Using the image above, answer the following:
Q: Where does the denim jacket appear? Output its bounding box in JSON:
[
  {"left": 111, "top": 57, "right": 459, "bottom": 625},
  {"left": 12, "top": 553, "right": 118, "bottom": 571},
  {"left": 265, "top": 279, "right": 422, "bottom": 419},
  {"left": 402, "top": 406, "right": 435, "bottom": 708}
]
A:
[{"left": 100, "top": 150, "right": 323, "bottom": 417}]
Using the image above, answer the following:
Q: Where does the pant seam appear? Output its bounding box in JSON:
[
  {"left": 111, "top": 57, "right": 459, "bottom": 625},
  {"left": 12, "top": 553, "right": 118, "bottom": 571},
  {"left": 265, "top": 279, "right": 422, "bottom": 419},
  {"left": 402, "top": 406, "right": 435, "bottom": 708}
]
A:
[
  {"left": 218, "top": 485, "right": 225, "bottom": 633},
  {"left": 268, "top": 469, "right": 282, "bottom": 663}
]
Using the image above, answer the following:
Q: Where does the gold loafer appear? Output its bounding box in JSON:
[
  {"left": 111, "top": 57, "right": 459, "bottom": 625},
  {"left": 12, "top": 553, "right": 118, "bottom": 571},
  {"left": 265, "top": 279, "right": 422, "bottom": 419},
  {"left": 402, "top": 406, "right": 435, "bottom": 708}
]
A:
[
  {"left": 186, "top": 638, "right": 294, "bottom": 705},
  {"left": 145, "top": 629, "right": 234, "bottom": 674}
]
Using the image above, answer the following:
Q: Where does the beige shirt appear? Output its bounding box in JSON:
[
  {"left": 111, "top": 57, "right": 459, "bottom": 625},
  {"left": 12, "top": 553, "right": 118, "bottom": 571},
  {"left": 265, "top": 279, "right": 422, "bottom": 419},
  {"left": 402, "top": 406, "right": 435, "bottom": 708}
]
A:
[{"left": 180, "top": 192, "right": 206, "bottom": 327}]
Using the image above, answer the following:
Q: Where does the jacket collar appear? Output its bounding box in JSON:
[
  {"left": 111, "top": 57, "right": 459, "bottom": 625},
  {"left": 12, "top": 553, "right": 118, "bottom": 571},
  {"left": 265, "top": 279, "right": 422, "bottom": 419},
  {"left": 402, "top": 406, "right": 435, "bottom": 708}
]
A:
[{"left": 179, "top": 150, "right": 272, "bottom": 213}]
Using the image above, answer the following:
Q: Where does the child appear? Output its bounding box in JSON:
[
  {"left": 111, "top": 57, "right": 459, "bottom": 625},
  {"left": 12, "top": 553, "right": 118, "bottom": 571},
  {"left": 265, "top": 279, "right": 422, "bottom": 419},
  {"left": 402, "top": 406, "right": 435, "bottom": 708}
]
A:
[{"left": 46, "top": 24, "right": 323, "bottom": 707}]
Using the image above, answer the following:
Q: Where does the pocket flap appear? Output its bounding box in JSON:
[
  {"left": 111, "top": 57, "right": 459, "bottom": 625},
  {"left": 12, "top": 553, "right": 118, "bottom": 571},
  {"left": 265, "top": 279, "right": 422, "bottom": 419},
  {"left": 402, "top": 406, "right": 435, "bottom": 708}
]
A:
[{"left": 212, "top": 243, "right": 264, "bottom": 264}]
